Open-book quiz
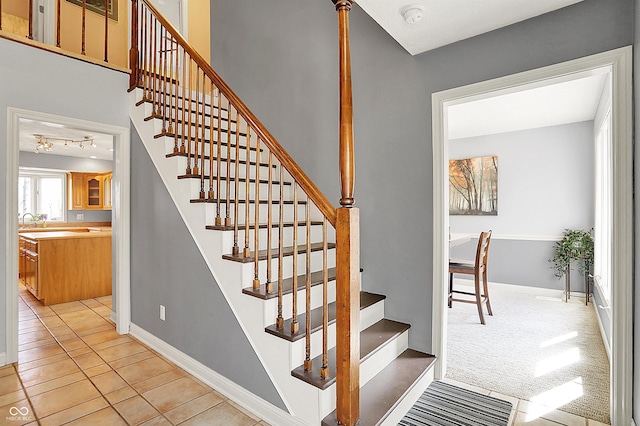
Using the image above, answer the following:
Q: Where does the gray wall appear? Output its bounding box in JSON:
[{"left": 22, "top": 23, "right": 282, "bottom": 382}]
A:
[
  {"left": 449, "top": 122, "right": 594, "bottom": 236},
  {"left": 0, "top": 38, "right": 129, "bottom": 355},
  {"left": 19, "top": 151, "right": 113, "bottom": 223},
  {"left": 129, "top": 126, "right": 286, "bottom": 410},
  {"left": 449, "top": 122, "right": 594, "bottom": 290},
  {"left": 210, "top": 0, "right": 633, "bottom": 357}
]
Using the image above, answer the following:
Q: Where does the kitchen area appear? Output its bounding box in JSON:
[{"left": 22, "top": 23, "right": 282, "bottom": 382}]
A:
[{"left": 18, "top": 119, "right": 114, "bottom": 306}]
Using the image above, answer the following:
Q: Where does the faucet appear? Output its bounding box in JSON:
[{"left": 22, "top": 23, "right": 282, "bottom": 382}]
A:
[{"left": 21, "top": 213, "right": 35, "bottom": 227}]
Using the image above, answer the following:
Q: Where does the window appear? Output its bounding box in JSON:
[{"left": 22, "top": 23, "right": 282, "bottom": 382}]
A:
[
  {"left": 594, "top": 110, "right": 612, "bottom": 302},
  {"left": 18, "top": 168, "right": 66, "bottom": 222}
]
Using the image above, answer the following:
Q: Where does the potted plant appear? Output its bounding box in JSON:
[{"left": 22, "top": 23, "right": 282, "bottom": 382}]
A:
[{"left": 549, "top": 228, "right": 594, "bottom": 278}]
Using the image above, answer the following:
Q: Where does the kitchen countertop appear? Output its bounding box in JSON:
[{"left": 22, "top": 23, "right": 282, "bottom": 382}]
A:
[{"left": 19, "top": 230, "right": 112, "bottom": 241}]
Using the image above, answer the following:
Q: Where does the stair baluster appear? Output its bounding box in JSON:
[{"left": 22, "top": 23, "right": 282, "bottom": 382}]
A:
[
  {"left": 291, "top": 183, "right": 299, "bottom": 334},
  {"left": 243, "top": 127, "right": 251, "bottom": 257},
  {"left": 252, "top": 137, "right": 261, "bottom": 291},
  {"left": 276, "top": 166, "right": 285, "bottom": 329},
  {"left": 231, "top": 108, "right": 240, "bottom": 254},
  {"left": 304, "top": 198, "right": 312, "bottom": 371},
  {"left": 265, "top": 153, "right": 273, "bottom": 293},
  {"left": 215, "top": 94, "right": 223, "bottom": 225},
  {"left": 225, "top": 102, "right": 233, "bottom": 226}
]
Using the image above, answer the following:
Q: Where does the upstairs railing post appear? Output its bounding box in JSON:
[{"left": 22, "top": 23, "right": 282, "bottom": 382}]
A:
[
  {"left": 333, "top": 1, "right": 360, "bottom": 425},
  {"left": 129, "top": 0, "right": 139, "bottom": 89}
]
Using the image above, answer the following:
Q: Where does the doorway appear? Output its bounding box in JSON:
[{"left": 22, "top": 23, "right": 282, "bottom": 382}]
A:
[
  {"left": 4, "top": 108, "right": 131, "bottom": 364},
  {"left": 431, "top": 47, "right": 632, "bottom": 425}
]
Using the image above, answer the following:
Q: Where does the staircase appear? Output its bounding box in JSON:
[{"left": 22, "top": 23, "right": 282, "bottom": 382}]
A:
[{"left": 128, "top": 1, "right": 436, "bottom": 424}]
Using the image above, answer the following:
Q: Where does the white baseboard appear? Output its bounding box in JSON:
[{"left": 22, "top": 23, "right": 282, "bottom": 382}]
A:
[
  {"left": 129, "top": 323, "right": 305, "bottom": 426},
  {"left": 0, "top": 352, "right": 6, "bottom": 367}
]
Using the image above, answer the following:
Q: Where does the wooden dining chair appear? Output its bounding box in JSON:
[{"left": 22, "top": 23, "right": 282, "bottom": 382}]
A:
[{"left": 448, "top": 230, "right": 493, "bottom": 325}]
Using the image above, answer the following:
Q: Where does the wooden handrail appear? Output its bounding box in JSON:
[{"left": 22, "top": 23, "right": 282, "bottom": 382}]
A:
[
  {"left": 131, "top": 3, "right": 360, "bottom": 425},
  {"left": 135, "top": 0, "right": 337, "bottom": 226}
]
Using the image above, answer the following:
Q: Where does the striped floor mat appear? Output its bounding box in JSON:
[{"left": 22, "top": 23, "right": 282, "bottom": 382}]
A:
[{"left": 399, "top": 381, "right": 512, "bottom": 426}]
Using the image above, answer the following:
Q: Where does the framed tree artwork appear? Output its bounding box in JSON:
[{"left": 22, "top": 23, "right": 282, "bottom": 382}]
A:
[{"left": 449, "top": 155, "right": 498, "bottom": 215}]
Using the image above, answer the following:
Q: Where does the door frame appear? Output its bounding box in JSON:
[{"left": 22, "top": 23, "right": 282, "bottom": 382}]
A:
[
  {"left": 5, "top": 107, "right": 131, "bottom": 363},
  {"left": 431, "top": 46, "right": 633, "bottom": 425}
]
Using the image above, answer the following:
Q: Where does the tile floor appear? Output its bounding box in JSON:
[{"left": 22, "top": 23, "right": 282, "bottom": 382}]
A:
[
  {"left": 1, "top": 285, "right": 270, "bottom": 425},
  {"left": 3, "top": 284, "right": 612, "bottom": 426},
  {"left": 441, "top": 378, "right": 610, "bottom": 426}
]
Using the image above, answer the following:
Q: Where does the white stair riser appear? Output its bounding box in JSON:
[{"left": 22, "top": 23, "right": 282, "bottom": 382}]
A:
[
  {"left": 161, "top": 137, "right": 260, "bottom": 163},
  {"left": 233, "top": 225, "right": 327, "bottom": 251},
  {"left": 262, "top": 278, "right": 338, "bottom": 328},
  {"left": 289, "top": 299, "right": 386, "bottom": 369},
  {"left": 204, "top": 203, "right": 320, "bottom": 226},
  {"left": 167, "top": 155, "right": 275, "bottom": 181},
  {"left": 187, "top": 179, "right": 293, "bottom": 202},
  {"left": 236, "top": 250, "right": 337, "bottom": 288}
]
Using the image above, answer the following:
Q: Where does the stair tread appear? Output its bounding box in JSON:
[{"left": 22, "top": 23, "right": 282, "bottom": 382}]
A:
[
  {"left": 177, "top": 174, "right": 291, "bottom": 185},
  {"left": 243, "top": 267, "right": 336, "bottom": 300},
  {"left": 321, "top": 349, "right": 436, "bottom": 426},
  {"left": 291, "top": 318, "right": 410, "bottom": 390},
  {"left": 154, "top": 128, "right": 248, "bottom": 140},
  {"left": 166, "top": 152, "right": 276, "bottom": 168},
  {"left": 265, "top": 291, "right": 385, "bottom": 343},
  {"left": 223, "top": 242, "right": 335, "bottom": 264},
  {"left": 155, "top": 133, "right": 260, "bottom": 151},
  {"left": 190, "top": 197, "right": 307, "bottom": 205},
  {"left": 208, "top": 220, "right": 324, "bottom": 233}
]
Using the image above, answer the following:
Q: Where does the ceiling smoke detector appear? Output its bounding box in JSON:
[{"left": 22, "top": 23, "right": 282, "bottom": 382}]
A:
[{"left": 402, "top": 5, "right": 425, "bottom": 24}]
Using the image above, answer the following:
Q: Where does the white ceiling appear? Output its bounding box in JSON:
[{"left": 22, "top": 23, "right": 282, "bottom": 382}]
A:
[
  {"left": 19, "top": 118, "right": 114, "bottom": 161},
  {"left": 447, "top": 73, "right": 608, "bottom": 140},
  {"left": 357, "top": 0, "right": 584, "bottom": 56}
]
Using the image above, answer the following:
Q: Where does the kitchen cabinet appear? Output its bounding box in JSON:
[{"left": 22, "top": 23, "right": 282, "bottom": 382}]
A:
[
  {"left": 67, "top": 171, "right": 112, "bottom": 210},
  {"left": 19, "top": 236, "right": 40, "bottom": 299},
  {"left": 19, "top": 231, "right": 112, "bottom": 305}
]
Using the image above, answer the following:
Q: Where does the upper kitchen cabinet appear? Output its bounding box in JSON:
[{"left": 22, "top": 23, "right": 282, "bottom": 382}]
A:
[{"left": 68, "top": 171, "right": 112, "bottom": 210}]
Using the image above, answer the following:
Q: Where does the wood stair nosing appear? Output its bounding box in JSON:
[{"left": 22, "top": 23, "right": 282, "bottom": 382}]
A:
[
  {"left": 153, "top": 127, "right": 247, "bottom": 140},
  {"left": 321, "top": 349, "right": 436, "bottom": 426},
  {"left": 242, "top": 267, "right": 336, "bottom": 300},
  {"left": 153, "top": 132, "right": 261, "bottom": 152},
  {"left": 135, "top": 87, "right": 229, "bottom": 114},
  {"left": 208, "top": 220, "right": 324, "bottom": 233},
  {"left": 190, "top": 197, "right": 307, "bottom": 205},
  {"left": 166, "top": 152, "right": 276, "bottom": 169},
  {"left": 264, "top": 291, "right": 385, "bottom": 343},
  {"left": 177, "top": 174, "right": 291, "bottom": 186},
  {"left": 222, "top": 242, "right": 336, "bottom": 264},
  {"left": 290, "top": 318, "right": 410, "bottom": 390}
]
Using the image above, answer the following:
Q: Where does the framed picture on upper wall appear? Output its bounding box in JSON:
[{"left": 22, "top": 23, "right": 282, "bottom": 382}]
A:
[
  {"left": 66, "top": 0, "right": 118, "bottom": 22},
  {"left": 449, "top": 155, "right": 498, "bottom": 215}
]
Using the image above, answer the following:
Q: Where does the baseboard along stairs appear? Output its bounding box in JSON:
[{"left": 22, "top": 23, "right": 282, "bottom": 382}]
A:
[{"left": 127, "top": 1, "right": 436, "bottom": 424}]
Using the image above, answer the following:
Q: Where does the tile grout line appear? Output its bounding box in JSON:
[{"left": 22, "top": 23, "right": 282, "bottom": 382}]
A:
[
  {"left": 18, "top": 289, "right": 131, "bottom": 425},
  {"left": 21, "top": 289, "right": 220, "bottom": 425},
  {"left": 10, "top": 360, "right": 41, "bottom": 424}
]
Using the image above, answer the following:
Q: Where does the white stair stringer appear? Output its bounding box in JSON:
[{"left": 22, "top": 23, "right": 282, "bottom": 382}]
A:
[{"left": 131, "top": 90, "right": 334, "bottom": 425}]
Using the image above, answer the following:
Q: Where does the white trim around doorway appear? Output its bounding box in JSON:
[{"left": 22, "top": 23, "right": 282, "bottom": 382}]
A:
[
  {"left": 431, "top": 46, "right": 633, "bottom": 425},
  {"left": 5, "top": 108, "right": 131, "bottom": 363}
]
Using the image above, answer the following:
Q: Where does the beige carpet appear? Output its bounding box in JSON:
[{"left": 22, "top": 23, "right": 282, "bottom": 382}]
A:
[{"left": 446, "top": 281, "right": 610, "bottom": 424}]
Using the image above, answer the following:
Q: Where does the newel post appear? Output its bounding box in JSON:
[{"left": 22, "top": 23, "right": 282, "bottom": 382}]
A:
[
  {"left": 333, "top": 1, "right": 360, "bottom": 425},
  {"left": 129, "top": 0, "right": 139, "bottom": 90}
]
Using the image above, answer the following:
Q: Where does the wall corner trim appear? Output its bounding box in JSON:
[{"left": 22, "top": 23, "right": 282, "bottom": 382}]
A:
[
  {"left": 0, "top": 352, "right": 6, "bottom": 367},
  {"left": 128, "top": 323, "right": 303, "bottom": 426}
]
